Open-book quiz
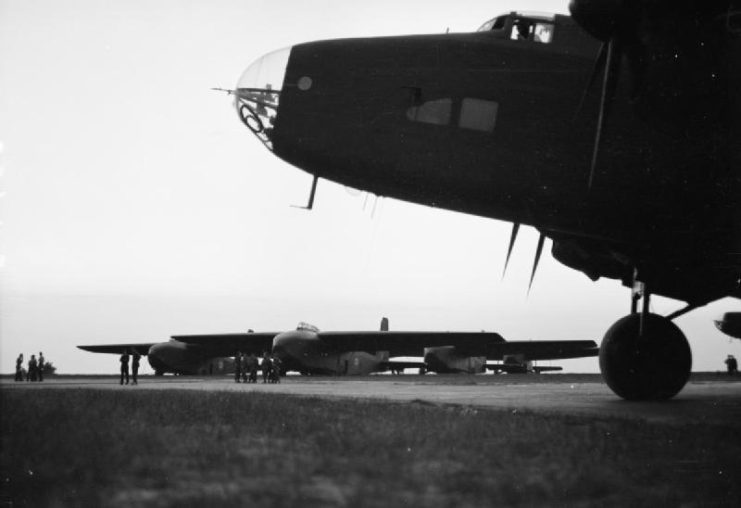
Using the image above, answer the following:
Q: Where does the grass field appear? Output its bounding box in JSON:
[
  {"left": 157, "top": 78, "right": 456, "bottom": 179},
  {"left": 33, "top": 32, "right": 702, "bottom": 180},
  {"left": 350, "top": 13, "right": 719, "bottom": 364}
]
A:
[{"left": 1, "top": 388, "right": 739, "bottom": 507}]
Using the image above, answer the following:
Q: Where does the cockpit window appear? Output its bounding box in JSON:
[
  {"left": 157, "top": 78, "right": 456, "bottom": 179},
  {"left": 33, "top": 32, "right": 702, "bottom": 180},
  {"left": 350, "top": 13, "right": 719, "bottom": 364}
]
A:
[
  {"left": 510, "top": 19, "right": 554, "bottom": 43},
  {"left": 478, "top": 13, "right": 554, "bottom": 43},
  {"left": 477, "top": 15, "right": 507, "bottom": 32},
  {"left": 297, "top": 322, "right": 320, "bottom": 332},
  {"left": 534, "top": 22, "right": 554, "bottom": 43}
]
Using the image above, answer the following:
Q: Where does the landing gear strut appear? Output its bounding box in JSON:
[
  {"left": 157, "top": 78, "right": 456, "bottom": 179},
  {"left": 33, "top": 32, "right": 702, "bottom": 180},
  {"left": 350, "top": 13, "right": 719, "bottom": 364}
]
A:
[{"left": 600, "top": 280, "right": 692, "bottom": 400}]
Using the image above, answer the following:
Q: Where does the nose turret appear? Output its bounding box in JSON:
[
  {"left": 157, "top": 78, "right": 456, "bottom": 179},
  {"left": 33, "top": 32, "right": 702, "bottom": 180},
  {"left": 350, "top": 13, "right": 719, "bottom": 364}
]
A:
[{"left": 234, "top": 47, "right": 291, "bottom": 149}]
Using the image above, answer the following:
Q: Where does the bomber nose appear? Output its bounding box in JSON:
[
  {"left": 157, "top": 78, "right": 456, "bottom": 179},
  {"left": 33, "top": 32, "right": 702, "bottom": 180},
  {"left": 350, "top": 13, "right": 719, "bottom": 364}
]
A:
[{"left": 234, "top": 47, "right": 291, "bottom": 150}]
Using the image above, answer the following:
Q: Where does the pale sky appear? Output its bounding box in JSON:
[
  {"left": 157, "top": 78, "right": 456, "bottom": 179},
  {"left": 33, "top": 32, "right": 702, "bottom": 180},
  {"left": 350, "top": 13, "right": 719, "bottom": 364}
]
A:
[{"left": 1, "top": 0, "right": 738, "bottom": 374}]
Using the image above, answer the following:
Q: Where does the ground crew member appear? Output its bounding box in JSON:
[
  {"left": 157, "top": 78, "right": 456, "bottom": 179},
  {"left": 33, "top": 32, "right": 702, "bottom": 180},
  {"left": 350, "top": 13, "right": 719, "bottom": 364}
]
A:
[
  {"left": 38, "top": 352, "right": 45, "bottom": 382},
  {"left": 132, "top": 351, "right": 141, "bottom": 385},
  {"left": 234, "top": 351, "right": 243, "bottom": 383},
  {"left": 725, "top": 354, "right": 738, "bottom": 375},
  {"left": 27, "top": 355, "right": 38, "bottom": 382},
  {"left": 271, "top": 357, "right": 282, "bottom": 383},
  {"left": 120, "top": 351, "right": 130, "bottom": 385},
  {"left": 15, "top": 354, "right": 24, "bottom": 382},
  {"left": 261, "top": 353, "right": 272, "bottom": 384},
  {"left": 241, "top": 354, "right": 250, "bottom": 383},
  {"left": 247, "top": 353, "right": 258, "bottom": 383}
]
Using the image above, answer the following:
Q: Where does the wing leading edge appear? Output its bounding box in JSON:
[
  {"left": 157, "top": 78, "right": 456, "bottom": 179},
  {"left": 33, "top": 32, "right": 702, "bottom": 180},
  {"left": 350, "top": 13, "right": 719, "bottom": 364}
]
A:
[
  {"left": 171, "top": 333, "right": 279, "bottom": 356},
  {"left": 77, "top": 343, "right": 156, "bottom": 355}
]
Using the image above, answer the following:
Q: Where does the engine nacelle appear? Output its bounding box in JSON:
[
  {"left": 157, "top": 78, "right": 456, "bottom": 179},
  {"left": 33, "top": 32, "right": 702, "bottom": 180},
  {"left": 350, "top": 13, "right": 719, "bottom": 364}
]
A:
[
  {"left": 715, "top": 312, "right": 741, "bottom": 340},
  {"left": 424, "top": 346, "right": 485, "bottom": 374}
]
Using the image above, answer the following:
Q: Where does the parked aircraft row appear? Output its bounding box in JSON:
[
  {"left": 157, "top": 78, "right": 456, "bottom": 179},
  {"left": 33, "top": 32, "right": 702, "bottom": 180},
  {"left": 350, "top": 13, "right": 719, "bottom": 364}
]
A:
[
  {"left": 224, "top": 2, "right": 741, "bottom": 399},
  {"left": 78, "top": 318, "right": 597, "bottom": 376}
]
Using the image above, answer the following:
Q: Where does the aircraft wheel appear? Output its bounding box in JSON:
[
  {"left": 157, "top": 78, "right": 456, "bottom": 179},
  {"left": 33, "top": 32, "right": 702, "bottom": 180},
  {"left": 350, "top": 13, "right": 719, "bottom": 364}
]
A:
[{"left": 600, "top": 313, "right": 692, "bottom": 400}]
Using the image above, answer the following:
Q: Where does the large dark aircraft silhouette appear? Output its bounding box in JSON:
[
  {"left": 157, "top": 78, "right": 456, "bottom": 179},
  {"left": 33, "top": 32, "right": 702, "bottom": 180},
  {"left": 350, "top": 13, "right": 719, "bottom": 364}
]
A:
[
  {"left": 78, "top": 318, "right": 597, "bottom": 376},
  {"left": 225, "top": 2, "right": 741, "bottom": 399}
]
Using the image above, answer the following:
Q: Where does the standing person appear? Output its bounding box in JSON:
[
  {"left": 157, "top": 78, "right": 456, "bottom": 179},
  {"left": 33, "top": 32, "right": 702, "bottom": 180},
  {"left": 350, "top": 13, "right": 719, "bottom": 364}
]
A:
[
  {"left": 27, "top": 355, "right": 38, "bottom": 382},
  {"left": 37, "top": 352, "right": 45, "bottom": 382},
  {"left": 725, "top": 355, "right": 738, "bottom": 376},
  {"left": 241, "top": 354, "right": 249, "bottom": 383},
  {"left": 120, "top": 351, "right": 130, "bottom": 385},
  {"left": 261, "top": 353, "right": 272, "bottom": 384},
  {"left": 15, "top": 354, "right": 24, "bottom": 382},
  {"left": 271, "top": 356, "right": 282, "bottom": 383},
  {"left": 234, "top": 351, "right": 243, "bottom": 383},
  {"left": 131, "top": 351, "right": 141, "bottom": 385},
  {"left": 247, "top": 353, "right": 258, "bottom": 383}
]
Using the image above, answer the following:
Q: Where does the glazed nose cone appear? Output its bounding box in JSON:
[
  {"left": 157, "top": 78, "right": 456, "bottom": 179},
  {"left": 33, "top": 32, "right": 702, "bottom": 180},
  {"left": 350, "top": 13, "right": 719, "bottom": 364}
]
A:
[{"left": 234, "top": 47, "right": 291, "bottom": 150}]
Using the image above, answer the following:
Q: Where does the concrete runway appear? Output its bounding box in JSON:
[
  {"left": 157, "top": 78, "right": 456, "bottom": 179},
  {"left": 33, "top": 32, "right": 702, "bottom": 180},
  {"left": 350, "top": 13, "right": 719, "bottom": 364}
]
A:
[{"left": 5, "top": 374, "right": 740, "bottom": 427}]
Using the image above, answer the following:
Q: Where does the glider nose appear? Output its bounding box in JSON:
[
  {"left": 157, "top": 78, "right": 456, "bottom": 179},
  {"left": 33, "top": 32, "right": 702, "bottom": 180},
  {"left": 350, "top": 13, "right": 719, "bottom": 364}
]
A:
[
  {"left": 147, "top": 342, "right": 171, "bottom": 372},
  {"left": 234, "top": 47, "right": 291, "bottom": 150}
]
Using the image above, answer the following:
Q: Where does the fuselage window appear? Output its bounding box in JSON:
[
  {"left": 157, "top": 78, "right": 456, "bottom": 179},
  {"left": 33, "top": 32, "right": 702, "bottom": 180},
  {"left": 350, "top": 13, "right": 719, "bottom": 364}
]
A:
[
  {"left": 406, "top": 98, "right": 452, "bottom": 126},
  {"left": 459, "top": 98, "right": 499, "bottom": 133}
]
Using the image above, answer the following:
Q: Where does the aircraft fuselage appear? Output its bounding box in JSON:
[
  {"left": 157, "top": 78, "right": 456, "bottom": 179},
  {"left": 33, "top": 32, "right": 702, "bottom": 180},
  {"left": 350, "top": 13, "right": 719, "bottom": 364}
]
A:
[
  {"left": 271, "top": 329, "right": 390, "bottom": 375},
  {"left": 235, "top": 11, "right": 740, "bottom": 303}
]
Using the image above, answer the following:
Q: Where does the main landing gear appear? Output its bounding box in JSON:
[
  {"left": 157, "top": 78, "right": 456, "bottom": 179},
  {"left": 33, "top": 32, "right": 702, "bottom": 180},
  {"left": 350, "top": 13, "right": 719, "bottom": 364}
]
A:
[{"left": 599, "top": 280, "right": 692, "bottom": 400}]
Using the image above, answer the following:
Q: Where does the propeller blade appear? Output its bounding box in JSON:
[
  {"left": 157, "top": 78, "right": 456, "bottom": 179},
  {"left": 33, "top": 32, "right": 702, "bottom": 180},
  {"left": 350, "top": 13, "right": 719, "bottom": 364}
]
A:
[
  {"left": 588, "top": 37, "right": 621, "bottom": 189},
  {"left": 502, "top": 223, "right": 520, "bottom": 279},
  {"left": 527, "top": 233, "right": 546, "bottom": 295},
  {"left": 574, "top": 42, "right": 608, "bottom": 120},
  {"left": 370, "top": 195, "right": 381, "bottom": 218}
]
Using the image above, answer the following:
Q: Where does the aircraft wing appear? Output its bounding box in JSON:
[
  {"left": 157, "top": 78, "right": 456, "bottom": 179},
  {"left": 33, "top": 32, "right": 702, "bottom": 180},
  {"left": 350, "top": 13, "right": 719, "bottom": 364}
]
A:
[
  {"left": 483, "top": 340, "right": 599, "bottom": 361},
  {"left": 171, "top": 333, "right": 279, "bottom": 356},
  {"left": 316, "top": 332, "right": 598, "bottom": 360},
  {"left": 316, "top": 331, "right": 506, "bottom": 357},
  {"left": 77, "top": 343, "right": 156, "bottom": 356}
]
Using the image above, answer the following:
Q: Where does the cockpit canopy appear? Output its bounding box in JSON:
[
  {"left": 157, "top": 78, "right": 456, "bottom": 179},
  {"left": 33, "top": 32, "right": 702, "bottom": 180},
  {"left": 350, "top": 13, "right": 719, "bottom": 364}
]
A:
[
  {"left": 296, "top": 322, "right": 320, "bottom": 333},
  {"left": 477, "top": 11, "right": 555, "bottom": 44}
]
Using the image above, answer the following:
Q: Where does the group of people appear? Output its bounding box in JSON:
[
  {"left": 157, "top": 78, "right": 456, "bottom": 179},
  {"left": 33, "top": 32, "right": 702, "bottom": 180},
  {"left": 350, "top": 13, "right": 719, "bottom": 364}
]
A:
[
  {"left": 15, "top": 352, "right": 47, "bottom": 382},
  {"left": 234, "top": 352, "right": 281, "bottom": 384},
  {"left": 119, "top": 350, "right": 141, "bottom": 385}
]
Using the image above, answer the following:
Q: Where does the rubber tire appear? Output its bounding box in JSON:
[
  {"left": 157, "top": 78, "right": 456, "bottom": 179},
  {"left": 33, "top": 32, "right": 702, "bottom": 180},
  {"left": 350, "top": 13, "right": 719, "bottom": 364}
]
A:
[{"left": 600, "top": 313, "right": 692, "bottom": 400}]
